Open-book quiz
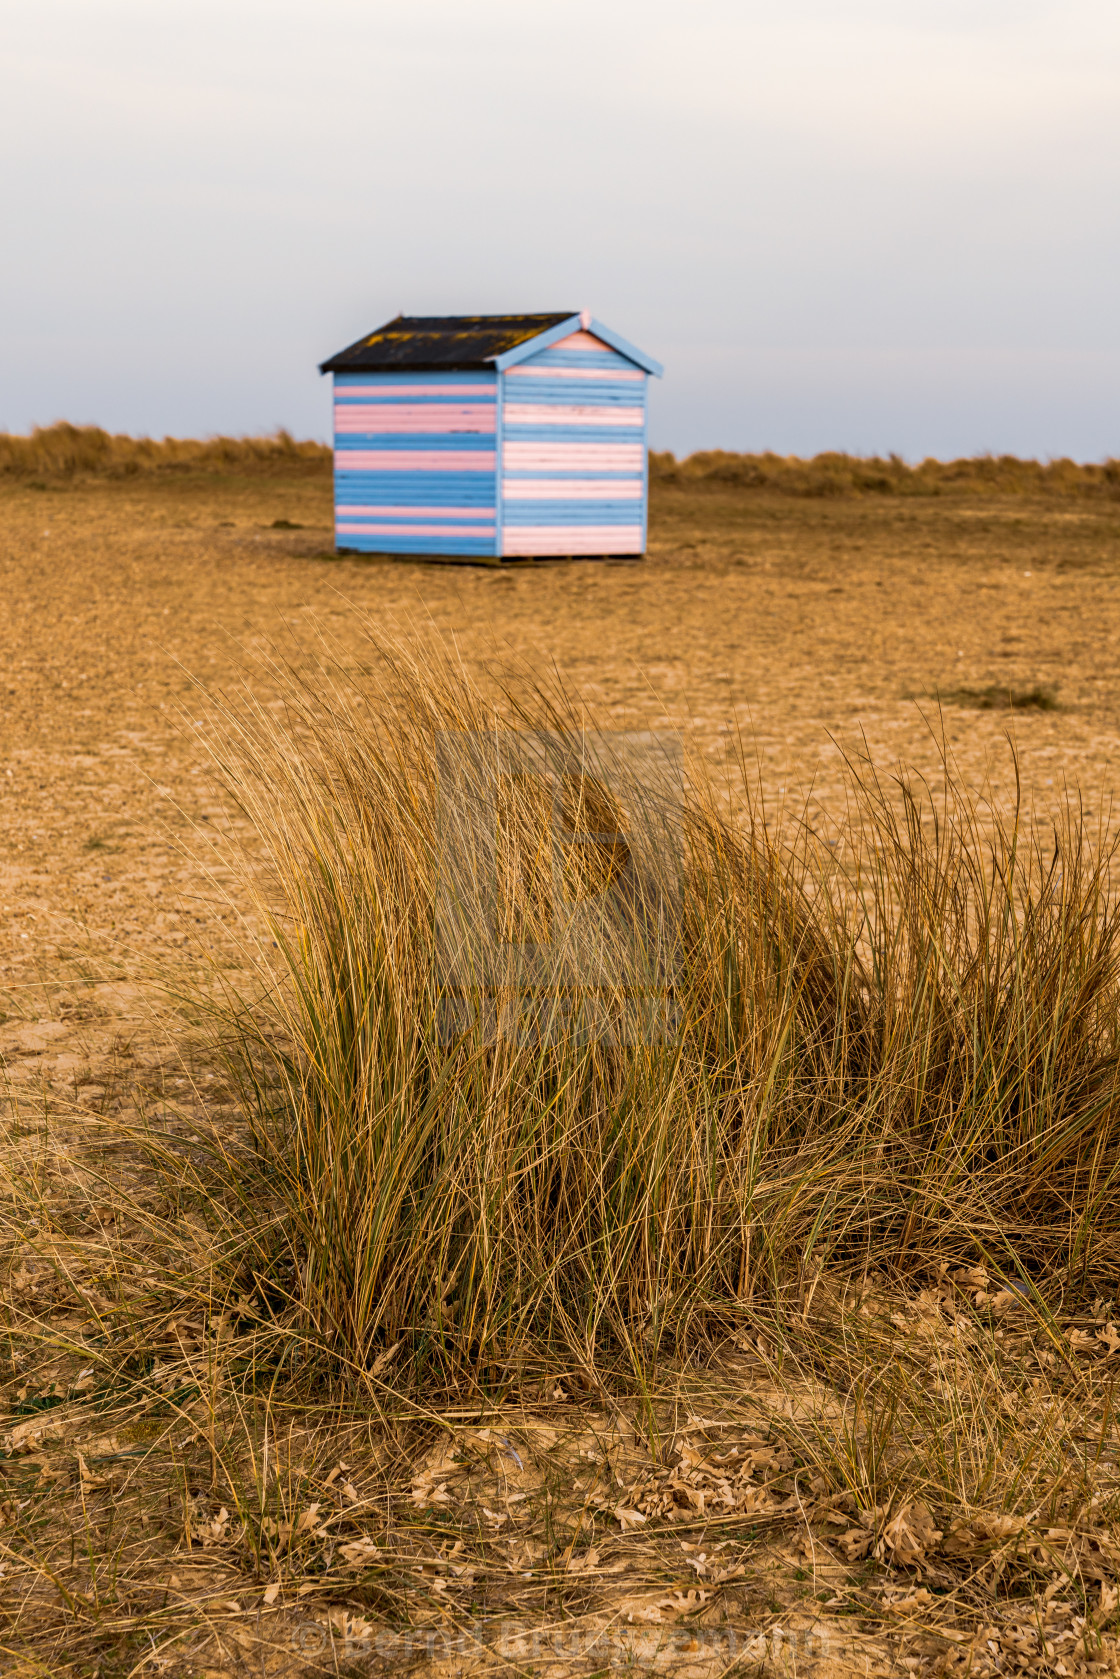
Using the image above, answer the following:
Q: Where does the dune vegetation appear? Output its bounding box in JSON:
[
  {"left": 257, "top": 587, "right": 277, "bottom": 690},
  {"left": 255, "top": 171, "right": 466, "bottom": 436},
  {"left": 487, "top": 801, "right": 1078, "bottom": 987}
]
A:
[
  {"left": 201, "top": 640, "right": 1120, "bottom": 1384},
  {"left": 650, "top": 449, "right": 1120, "bottom": 500},
  {"left": 0, "top": 421, "right": 330, "bottom": 481}
]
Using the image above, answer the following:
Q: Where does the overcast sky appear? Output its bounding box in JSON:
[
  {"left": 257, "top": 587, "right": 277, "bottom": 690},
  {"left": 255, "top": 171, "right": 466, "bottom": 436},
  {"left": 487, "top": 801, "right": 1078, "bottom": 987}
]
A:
[{"left": 2, "top": 0, "right": 1118, "bottom": 459}]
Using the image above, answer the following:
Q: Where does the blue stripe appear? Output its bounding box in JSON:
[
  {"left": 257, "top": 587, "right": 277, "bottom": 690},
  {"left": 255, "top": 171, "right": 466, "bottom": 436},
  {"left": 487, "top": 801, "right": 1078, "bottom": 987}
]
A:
[
  {"left": 502, "top": 504, "right": 640, "bottom": 525},
  {"left": 338, "top": 514, "right": 495, "bottom": 528},
  {"left": 502, "top": 381, "right": 644, "bottom": 404},
  {"left": 334, "top": 472, "right": 496, "bottom": 496},
  {"left": 336, "top": 533, "right": 498, "bottom": 557},
  {"left": 334, "top": 435, "right": 495, "bottom": 452},
  {"left": 500, "top": 425, "right": 645, "bottom": 443},
  {"left": 519, "top": 349, "right": 635, "bottom": 373},
  {"left": 333, "top": 371, "right": 498, "bottom": 387},
  {"left": 334, "top": 434, "right": 496, "bottom": 450},
  {"left": 336, "top": 497, "right": 496, "bottom": 510}
]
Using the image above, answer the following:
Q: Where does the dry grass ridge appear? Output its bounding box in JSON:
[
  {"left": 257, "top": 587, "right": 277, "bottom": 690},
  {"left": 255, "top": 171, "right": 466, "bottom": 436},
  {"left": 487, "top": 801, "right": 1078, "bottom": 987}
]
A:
[
  {"left": 650, "top": 450, "right": 1120, "bottom": 500},
  {"left": 0, "top": 423, "right": 329, "bottom": 482}
]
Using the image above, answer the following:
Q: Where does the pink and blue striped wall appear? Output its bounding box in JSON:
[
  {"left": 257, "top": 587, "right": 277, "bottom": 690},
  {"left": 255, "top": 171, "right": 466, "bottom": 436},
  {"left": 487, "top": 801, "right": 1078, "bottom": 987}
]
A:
[{"left": 332, "top": 331, "right": 649, "bottom": 559}]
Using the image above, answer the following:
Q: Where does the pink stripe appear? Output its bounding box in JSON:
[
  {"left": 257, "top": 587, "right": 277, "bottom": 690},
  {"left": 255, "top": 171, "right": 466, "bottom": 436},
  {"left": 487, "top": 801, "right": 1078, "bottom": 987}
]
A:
[
  {"left": 335, "top": 405, "right": 496, "bottom": 432},
  {"left": 335, "top": 384, "right": 495, "bottom": 397},
  {"left": 505, "top": 365, "right": 643, "bottom": 381},
  {"left": 502, "top": 443, "right": 644, "bottom": 470},
  {"left": 551, "top": 331, "right": 609, "bottom": 351},
  {"left": 502, "top": 404, "right": 643, "bottom": 427},
  {"left": 337, "top": 523, "right": 495, "bottom": 537},
  {"left": 335, "top": 403, "right": 497, "bottom": 418},
  {"left": 502, "top": 479, "right": 643, "bottom": 500},
  {"left": 335, "top": 421, "right": 494, "bottom": 435},
  {"left": 340, "top": 504, "right": 494, "bottom": 517},
  {"left": 335, "top": 451, "right": 495, "bottom": 471},
  {"left": 502, "top": 526, "right": 643, "bottom": 555}
]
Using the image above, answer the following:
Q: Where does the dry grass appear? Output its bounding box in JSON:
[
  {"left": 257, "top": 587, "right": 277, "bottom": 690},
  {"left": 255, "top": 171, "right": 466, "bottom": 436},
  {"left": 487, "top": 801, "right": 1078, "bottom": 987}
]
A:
[
  {"left": 197, "top": 638, "right": 1120, "bottom": 1384},
  {"left": 651, "top": 449, "right": 1120, "bottom": 500},
  {"left": 0, "top": 422, "right": 330, "bottom": 482},
  {"left": 5, "top": 462, "right": 1120, "bottom": 1674}
]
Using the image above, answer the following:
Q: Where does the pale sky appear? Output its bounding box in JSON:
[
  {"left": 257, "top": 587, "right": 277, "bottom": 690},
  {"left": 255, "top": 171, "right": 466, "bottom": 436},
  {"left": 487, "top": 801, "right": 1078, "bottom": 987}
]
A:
[{"left": 2, "top": 0, "right": 1118, "bottom": 459}]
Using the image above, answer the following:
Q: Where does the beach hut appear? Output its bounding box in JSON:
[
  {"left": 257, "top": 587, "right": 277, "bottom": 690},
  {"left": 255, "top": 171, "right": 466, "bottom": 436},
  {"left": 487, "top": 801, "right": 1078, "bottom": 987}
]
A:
[{"left": 318, "top": 312, "right": 662, "bottom": 560}]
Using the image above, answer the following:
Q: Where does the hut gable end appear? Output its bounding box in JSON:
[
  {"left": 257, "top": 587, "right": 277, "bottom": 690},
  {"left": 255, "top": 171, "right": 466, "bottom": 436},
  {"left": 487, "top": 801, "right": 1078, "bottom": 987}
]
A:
[{"left": 499, "top": 326, "right": 649, "bottom": 558}]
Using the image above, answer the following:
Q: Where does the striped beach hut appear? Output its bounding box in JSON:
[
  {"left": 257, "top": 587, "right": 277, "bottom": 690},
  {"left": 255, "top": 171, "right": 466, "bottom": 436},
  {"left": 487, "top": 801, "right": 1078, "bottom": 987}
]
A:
[{"left": 319, "top": 312, "right": 662, "bottom": 560}]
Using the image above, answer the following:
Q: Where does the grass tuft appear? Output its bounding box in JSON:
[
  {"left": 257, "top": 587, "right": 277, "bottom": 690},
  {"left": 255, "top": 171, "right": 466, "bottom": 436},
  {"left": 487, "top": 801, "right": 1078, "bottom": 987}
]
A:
[
  {"left": 938, "top": 683, "right": 1060, "bottom": 712},
  {"left": 192, "top": 637, "right": 1120, "bottom": 1394}
]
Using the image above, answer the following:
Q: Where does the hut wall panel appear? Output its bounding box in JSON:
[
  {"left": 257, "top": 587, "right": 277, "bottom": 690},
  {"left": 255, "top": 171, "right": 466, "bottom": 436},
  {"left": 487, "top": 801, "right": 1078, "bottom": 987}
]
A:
[
  {"left": 502, "top": 479, "right": 642, "bottom": 500},
  {"left": 502, "top": 404, "right": 644, "bottom": 427},
  {"left": 506, "top": 365, "right": 644, "bottom": 383},
  {"left": 498, "top": 333, "right": 648, "bottom": 556},
  {"left": 502, "top": 526, "right": 644, "bottom": 556},
  {"left": 333, "top": 370, "right": 499, "bottom": 555}
]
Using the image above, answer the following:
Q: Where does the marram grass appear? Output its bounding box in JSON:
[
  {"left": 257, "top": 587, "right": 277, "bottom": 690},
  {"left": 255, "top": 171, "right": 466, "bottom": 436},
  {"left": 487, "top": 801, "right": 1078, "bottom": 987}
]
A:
[
  {"left": 197, "top": 638, "right": 1120, "bottom": 1392},
  {"left": 0, "top": 420, "right": 329, "bottom": 479}
]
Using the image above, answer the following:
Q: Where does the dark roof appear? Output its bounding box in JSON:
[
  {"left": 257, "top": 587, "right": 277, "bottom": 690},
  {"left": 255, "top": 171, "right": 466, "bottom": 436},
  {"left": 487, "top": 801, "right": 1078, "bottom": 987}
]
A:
[{"left": 319, "top": 313, "right": 575, "bottom": 374}]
